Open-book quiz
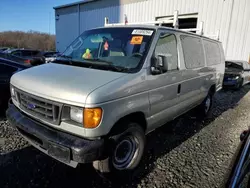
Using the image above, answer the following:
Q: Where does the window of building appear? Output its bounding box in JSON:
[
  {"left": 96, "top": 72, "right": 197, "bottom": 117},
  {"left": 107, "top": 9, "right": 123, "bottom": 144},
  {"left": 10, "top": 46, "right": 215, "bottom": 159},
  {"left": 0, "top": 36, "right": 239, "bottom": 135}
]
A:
[{"left": 156, "top": 13, "right": 198, "bottom": 32}]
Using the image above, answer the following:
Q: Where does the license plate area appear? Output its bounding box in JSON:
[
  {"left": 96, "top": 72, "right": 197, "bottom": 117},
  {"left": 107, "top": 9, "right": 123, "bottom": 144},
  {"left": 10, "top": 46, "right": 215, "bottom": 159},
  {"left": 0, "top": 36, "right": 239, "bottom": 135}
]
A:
[{"left": 48, "top": 142, "right": 70, "bottom": 163}]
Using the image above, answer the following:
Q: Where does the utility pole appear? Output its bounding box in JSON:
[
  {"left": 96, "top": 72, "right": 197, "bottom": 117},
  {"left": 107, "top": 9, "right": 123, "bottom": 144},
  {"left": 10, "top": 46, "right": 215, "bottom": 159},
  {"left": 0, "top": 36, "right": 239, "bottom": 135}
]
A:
[{"left": 49, "top": 12, "right": 51, "bottom": 35}]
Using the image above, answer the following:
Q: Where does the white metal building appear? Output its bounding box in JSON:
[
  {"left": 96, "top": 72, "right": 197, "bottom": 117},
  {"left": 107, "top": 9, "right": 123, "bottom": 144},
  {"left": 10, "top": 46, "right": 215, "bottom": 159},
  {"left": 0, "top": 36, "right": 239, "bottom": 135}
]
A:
[{"left": 54, "top": 0, "right": 250, "bottom": 61}]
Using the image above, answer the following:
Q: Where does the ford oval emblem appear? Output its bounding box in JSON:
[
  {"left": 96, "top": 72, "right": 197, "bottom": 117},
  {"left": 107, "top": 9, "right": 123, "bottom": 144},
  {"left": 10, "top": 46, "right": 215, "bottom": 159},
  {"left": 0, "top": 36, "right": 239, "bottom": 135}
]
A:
[{"left": 27, "top": 103, "right": 36, "bottom": 109}]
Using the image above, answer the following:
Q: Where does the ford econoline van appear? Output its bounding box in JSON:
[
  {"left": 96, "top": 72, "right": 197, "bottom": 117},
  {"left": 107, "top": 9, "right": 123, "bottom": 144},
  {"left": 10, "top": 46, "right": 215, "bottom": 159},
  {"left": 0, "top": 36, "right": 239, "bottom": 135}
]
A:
[{"left": 7, "top": 25, "right": 225, "bottom": 173}]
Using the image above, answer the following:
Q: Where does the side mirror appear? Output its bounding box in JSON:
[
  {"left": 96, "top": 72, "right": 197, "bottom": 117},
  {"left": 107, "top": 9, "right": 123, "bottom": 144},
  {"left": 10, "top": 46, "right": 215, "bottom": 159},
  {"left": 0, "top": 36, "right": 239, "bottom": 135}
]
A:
[{"left": 151, "top": 54, "right": 168, "bottom": 75}]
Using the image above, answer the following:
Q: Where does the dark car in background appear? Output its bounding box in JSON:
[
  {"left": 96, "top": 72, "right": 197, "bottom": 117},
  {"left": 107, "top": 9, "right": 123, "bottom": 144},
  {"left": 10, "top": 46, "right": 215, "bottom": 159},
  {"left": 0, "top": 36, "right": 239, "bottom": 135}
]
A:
[
  {"left": 0, "top": 47, "right": 9, "bottom": 52},
  {"left": 223, "top": 60, "right": 250, "bottom": 89},
  {"left": 3, "top": 49, "right": 45, "bottom": 65},
  {"left": 4, "top": 48, "right": 40, "bottom": 57},
  {"left": 0, "top": 52, "right": 40, "bottom": 66},
  {"left": 0, "top": 57, "right": 29, "bottom": 113}
]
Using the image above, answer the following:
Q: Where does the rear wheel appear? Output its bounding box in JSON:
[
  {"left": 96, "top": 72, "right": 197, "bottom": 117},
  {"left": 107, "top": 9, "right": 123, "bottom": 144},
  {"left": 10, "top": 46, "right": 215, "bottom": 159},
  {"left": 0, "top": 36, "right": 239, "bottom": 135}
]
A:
[
  {"left": 93, "top": 122, "right": 145, "bottom": 173},
  {"left": 198, "top": 92, "right": 213, "bottom": 117}
]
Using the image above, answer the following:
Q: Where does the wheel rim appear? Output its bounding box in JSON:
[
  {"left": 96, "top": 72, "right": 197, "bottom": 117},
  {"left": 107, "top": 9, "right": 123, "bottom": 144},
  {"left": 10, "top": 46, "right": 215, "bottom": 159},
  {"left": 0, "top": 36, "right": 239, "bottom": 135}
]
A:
[
  {"left": 205, "top": 96, "right": 211, "bottom": 113},
  {"left": 112, "top": 136, "right": 138, "bottom": 170}
]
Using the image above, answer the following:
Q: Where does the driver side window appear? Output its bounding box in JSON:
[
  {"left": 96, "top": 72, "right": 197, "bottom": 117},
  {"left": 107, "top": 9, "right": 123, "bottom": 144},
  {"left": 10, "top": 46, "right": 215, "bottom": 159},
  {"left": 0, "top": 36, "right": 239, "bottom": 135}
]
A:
[{"left": 155, "top": 33, "right": 178, "bottom": 71}]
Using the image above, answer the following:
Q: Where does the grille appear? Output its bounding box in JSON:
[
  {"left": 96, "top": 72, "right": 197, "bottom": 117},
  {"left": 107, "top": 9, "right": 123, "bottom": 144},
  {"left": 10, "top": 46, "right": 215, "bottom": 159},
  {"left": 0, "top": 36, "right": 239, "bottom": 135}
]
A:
[{"left": 16, "top": 90, "right": 62, "bottom": 124}]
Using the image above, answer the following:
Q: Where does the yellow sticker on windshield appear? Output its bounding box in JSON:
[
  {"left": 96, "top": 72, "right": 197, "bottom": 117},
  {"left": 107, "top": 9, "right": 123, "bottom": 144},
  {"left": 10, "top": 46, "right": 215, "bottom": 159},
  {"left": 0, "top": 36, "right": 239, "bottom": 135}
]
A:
[{"left": 130, "top": 36, "right": 143, "bottom": 45}]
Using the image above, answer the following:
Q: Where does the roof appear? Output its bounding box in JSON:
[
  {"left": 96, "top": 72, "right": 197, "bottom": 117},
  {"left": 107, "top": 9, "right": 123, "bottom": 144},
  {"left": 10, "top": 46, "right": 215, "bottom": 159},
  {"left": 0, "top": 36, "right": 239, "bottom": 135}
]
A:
[
  {"left": 226, "top": 60, "right": 248, "bottom": 63},
  {"left": 94, "top": 24, "right": 221, "bottom": 42},
  {"left": 53, "top": 0, "right": 97, "bottom": 9}
]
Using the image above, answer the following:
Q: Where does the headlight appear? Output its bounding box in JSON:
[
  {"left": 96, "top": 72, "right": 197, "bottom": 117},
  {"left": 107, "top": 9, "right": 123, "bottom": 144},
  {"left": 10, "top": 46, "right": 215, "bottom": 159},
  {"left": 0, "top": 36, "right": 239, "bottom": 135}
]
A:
[
  {"left": 68, "top": 107, "right": 102, "bottom": 128},
  {"left": 10, "top": 85, "right": 17, "bottom": 100},
  {"left": 84, "top": 108, "right": 102, "bottom": 128},
  {"left": 235, "top": 76, "right": 239, "bottom": 79},
  {"left": 70, "top": 107, "right": 83, "bottom": 124}
]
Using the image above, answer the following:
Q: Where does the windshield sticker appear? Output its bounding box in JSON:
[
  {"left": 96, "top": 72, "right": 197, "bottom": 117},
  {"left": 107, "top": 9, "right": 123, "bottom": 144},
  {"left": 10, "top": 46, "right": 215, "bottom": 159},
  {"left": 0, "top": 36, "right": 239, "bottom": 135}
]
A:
[
  {"left": 132, "top": 29, "right": 153, "bottom": 36},
  {"left": 130, "top": 36, "right": 143, "bottom": 45}
]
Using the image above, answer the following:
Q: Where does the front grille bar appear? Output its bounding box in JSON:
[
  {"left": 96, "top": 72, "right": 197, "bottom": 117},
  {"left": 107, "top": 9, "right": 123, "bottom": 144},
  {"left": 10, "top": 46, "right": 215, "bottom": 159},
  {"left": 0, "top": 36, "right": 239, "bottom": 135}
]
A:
[{"left": 16, "top": 89, "right": 62, "bottom": 125}]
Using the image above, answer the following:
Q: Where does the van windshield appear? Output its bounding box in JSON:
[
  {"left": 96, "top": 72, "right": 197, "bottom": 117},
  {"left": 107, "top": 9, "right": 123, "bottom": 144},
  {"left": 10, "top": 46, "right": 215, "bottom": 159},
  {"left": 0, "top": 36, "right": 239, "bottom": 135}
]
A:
[{"left": 58, "top": 27, "right": 154, "bottom": 73}]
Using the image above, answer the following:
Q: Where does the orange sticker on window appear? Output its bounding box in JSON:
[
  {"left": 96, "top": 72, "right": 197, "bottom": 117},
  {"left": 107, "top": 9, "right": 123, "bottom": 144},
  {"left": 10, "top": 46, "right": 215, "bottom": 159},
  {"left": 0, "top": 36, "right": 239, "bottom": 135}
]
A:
[{"left": 130, "top": 36, "right": 143, "bottom": 45}]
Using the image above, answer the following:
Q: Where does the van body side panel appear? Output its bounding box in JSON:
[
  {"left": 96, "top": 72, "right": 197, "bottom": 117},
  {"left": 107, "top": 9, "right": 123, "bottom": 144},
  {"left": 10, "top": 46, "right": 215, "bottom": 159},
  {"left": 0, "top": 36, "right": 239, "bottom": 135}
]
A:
[
  {"left": 84, "top": 92, "right": 150, "bottom": 137},
  {"left": 146, "top": 70, "right": 182, "bottom": 132},
  {"left": 84, "top": 69, "right": 150, "bottom": 137},
  {"left": 200, "top": 66, "right": 216, "bottom": 98},
  {"left": 146, "top": 30, "right": 182, "bottom": 132},
  {"left": 178, "top": 69, "right": 204, "bottom": 112},
  {"left": 177, "top": 35, "right": 206, "bottom": 114}
]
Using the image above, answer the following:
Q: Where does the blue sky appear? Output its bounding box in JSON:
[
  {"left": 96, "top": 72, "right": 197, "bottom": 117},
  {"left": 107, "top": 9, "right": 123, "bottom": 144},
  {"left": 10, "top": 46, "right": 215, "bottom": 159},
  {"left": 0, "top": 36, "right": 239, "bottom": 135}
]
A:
[{"left": 0, "top": 0, "right": 77, "bottom": 34}]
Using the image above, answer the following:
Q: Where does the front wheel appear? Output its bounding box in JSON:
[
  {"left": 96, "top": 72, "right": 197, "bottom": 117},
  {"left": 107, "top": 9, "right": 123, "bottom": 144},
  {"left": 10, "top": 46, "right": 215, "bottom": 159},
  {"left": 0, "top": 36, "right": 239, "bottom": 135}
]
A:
[
  {"left": 235, "top": 79, "right": 243, "bottom": 90},
  {"left": 93, "top": 122, "right": 145, "bottom": 173}
]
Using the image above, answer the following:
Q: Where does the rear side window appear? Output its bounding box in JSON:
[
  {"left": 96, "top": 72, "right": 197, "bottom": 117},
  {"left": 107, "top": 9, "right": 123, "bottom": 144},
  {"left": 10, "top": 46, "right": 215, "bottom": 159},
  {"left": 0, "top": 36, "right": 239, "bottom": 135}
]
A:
[
  {"left": 155, "top": 33, "right": 178, "bottom": 71},
  {"left": 30, "top": 51, "right": 40, "bottom": 56},
  {"left": 11, "top": 51, "right": 22, "bottom": 56},
  {"left": 180, "top": 35, "right": 205, "bottom": 69},
  {"left": 21, "top": 51, "right": 32, "bottom": 56},
  {"left": 203, "top": 40, "right": 221, "bottom": 65}
]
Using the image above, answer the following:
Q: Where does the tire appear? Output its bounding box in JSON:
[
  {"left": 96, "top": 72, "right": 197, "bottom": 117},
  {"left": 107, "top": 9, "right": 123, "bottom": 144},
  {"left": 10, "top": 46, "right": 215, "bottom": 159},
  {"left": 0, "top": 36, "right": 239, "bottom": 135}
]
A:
[
  {"left": 235, "top": 79, "right": 243, "bottom": 90},
  {"left": 198, "top": 92, "right": 213, "bottom": 117},
  {"left": 93, "top": 122, "right": 145, "bottom": 173}
]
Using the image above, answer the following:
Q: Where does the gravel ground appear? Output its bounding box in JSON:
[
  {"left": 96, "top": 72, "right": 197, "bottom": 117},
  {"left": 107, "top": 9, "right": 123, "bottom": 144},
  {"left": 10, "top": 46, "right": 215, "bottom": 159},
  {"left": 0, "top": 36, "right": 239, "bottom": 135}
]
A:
[{"left": 1, "top": 85, "right": 250, "bottom": 188}]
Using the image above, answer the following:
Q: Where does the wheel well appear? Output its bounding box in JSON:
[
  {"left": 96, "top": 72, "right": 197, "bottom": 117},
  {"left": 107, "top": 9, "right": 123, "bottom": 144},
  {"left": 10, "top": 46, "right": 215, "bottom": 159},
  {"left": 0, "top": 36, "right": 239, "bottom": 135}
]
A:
[
  {"left": 210, "top": 85, "right": 216, "bottom": 95},
  {"left": 108, "top": 112, "right": 147, "bottom": 135}
]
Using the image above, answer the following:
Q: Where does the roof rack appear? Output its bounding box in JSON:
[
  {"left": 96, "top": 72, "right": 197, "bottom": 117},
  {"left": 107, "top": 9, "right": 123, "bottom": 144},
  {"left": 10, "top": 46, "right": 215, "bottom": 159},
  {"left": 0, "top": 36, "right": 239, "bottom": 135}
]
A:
[{"left": 104, "top": 10, "right": 219, "bottom": 40}]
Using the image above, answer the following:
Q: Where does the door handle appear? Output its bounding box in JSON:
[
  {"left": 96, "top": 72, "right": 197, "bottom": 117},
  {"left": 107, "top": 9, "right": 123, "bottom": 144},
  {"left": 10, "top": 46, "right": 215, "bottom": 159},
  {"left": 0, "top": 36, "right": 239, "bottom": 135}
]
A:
[{"left": 178, "top": 84, "right": 181, "bottom": 94}]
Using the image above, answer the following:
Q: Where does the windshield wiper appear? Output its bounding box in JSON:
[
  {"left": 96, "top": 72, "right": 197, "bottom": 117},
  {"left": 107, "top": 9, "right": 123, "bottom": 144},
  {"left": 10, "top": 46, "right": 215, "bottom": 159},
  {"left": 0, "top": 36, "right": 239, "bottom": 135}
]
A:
[
  {"left": 53, "top": 57, "right": 129, "bottom": 72},
  {"left": 54, "top": 54, "right": 74, "bottom": 64},
  {"left": 84, "top": 58, "right": 129, "bottom": 72},
  {"left": 83, "top": 58, "right": 112, "bottom": 64}
]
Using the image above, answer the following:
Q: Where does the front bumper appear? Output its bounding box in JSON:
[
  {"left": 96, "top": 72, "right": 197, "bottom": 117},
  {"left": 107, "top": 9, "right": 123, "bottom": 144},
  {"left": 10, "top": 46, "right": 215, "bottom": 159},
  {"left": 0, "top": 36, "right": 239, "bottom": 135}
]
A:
[
  {"left": 223, "top": 79, "right": 240, "bottom": 87},
  {"left": 6, "top": 101, "right": 105, "bottom": 167}
]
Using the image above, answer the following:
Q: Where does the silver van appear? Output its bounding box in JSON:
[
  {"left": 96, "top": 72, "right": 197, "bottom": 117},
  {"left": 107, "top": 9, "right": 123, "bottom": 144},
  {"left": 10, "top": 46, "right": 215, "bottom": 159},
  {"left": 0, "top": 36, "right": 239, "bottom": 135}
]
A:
[{"left": 7, "top": 25, "right": 225, "bottom": 173}]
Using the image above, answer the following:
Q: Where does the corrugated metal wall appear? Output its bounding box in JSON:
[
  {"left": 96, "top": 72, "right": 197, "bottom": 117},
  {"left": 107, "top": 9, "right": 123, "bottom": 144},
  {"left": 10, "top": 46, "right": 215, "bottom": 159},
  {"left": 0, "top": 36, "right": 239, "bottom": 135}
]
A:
[{"left": 55, "top": 0, "right": 250, "bottom": 61}]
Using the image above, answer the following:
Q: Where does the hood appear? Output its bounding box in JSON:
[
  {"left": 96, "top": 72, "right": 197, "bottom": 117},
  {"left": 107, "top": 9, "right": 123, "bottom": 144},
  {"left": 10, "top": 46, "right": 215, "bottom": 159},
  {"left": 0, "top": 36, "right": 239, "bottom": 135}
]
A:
[
  {"left": 225, "top": 62, "right": 243, "bottom": 74},
  {"left": 11, "top": 63, "right": 126, "bottom": 106}
]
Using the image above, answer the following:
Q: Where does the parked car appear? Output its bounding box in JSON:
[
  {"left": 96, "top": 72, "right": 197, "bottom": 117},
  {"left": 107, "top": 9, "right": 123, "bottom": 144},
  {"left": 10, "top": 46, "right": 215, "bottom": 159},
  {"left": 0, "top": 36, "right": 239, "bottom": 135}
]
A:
[
  {"left": 3, "top": 49, "right": 45, "bottom": 65},
  {"left": 0, "top": 52, "right": 41, "bottom": 66},
  {"left": 6, "top": 25, "right": 225, "bottom": 174},
  {"left": 4, "top": 48, "right": 40, "bottom": 57},
  {"left": 223, "top": 60, "right": 250, "bottom": 89},
  {"left": 0, "top": 57, "right": 29, "bottom": 113},
  {"left": 0, "top": 47, "right": 10, "bottom": 52},
  {"left": 226, "top": 127, "right": 250, "bottom": 187}
]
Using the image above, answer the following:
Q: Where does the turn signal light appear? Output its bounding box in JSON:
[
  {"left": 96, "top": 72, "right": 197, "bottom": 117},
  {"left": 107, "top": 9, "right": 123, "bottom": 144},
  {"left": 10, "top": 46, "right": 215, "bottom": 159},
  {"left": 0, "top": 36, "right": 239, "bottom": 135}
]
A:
[{"left": 84, "top": 108, "right": 102, "bottom": 128}]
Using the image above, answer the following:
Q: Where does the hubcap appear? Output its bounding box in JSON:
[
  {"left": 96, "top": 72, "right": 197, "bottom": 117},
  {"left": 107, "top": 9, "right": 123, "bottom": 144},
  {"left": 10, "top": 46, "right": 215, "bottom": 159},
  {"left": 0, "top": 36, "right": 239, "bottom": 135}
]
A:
[
  {"left": 112, "top": 136, "right": 138, "bottom": 170},
  {"left": 205, "top": 96, "right": 211, "bottom": 113}
]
